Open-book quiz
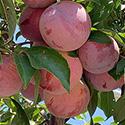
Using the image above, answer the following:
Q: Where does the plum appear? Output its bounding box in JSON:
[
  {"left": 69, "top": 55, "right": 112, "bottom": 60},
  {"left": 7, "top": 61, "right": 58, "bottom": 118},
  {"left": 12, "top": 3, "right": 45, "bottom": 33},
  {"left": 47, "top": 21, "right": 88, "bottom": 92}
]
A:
[
  {"left": 0, "top": 55, "right": 22, "bottom": 97},
  {"left": 19, "top": 7, "right": 45, "bottom": 42},
  {"left": 78, "top": 38, "right": 119, "bottom": 74},
  {"left": 21, "top": 81, "right": 43, "bottom": 100},
  {"left": 39, "top": 1, "right": 91, "bottom": 51},
  {"left": 43, "top": 81, "right": 90, "bottom": 118},
  {"left": 84, "top": 71, "right": 124, "bottom": 92}
]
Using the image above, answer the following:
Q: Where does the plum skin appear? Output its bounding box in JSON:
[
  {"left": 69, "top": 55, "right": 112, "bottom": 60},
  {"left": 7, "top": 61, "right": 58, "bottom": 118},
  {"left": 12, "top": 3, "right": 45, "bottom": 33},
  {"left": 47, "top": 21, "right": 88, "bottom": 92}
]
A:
[
  {"left": 21, "top": 81, "right": 43, "bottom": 101},
  {"left": 84, "top": 71, "right": 124, "bottom": 92},
  {"left": 78, "top": 38, "right": 119, "bottom": 74},
  {"left": 19, "top": 7, "right": 45, "bottom": 42},
  {"left": 43, "top": 81, "right": 90, "bottom": 118},
  {"left": 39, "top": 1, "right": 91, "bottom": 51},
  {"left": 0, "top": 55, "right": 22, "bottom": 97}
]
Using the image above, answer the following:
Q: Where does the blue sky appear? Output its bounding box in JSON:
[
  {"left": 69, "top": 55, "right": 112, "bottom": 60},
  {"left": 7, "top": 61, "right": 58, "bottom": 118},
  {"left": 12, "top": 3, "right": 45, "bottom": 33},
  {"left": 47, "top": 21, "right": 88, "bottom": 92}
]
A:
[{"left": 67, "top": 108, "right": 114, "bottom": 125}]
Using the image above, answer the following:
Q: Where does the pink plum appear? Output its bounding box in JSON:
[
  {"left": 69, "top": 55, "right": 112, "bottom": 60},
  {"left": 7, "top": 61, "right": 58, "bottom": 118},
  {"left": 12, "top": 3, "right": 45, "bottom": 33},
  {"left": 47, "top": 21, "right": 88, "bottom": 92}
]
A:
[
  {"left": 78, "top": 38, "right": 119, "bottom": 74},
  {"left": 19, "top": 7, "right": 45, "bottom": 42},
  {"left": 85, "top": 71, "right": 124, "bottom": 92},
  {"left": 0, "top": 55, "right": 22, "bottom": 97},
  {"left": 43, "top": 81, "right": 90, "bottom": 118},
  {"left": 39, "top": 1, "right": 91, "bottom": 51},
  {"left": 21, "top": 81, "right": 43, "bottom": 100}
]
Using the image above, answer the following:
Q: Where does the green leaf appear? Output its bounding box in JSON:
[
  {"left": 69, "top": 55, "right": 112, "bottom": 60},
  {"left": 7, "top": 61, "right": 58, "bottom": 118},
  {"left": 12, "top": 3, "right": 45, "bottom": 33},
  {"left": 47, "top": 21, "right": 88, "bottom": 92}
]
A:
[
  {"left": 24, "top": 46, "right": 70, "bottom": 92},
  {"left": 68, "top": 51, "right": 78, "bottom": 57},
  {"left": 3, "top": 98, "right": 15, "bottom": 110},
  {"left": 84, "top": 123, "right": 90, "bottom": 125},
  {"left": 0, "top": 0, "right": 16, "bottom": 39},
  {"left": 114, "top": 0, "right": 121, "bottom": 9},
  {"left": 86, "top": 2, "right": 95, "bottom": 13},
  {"left": 75, "top": 0, "right": 84, "bottom": 3},
  {"left": 0, "top": 112, "right": 12, "bottom": 122},
  {"left": 90, "top": 0, "right": 101, "bottom": 5},
  {"left": 13, "top": 53, "right": 36, "bottom": 88},
  {"left": 34, "top": 70, "right": 41, "bottom": 104},
  {"left": 0, "top": 37, "right": 4, "bottom": 45},
  {"left": 111, "top": 122, "right": 118, "bottom": 125},
  {"left": 119, "top": 120, "right": 125, "bottom": 125},
  {"left": 15, "top": 0, "right": 24, "bottom": 4},
  {"left": 113, "top": 95, "right": 125, "bottom": 122},
  {"left": 24, "top": 107, "right": 36, "bottom": 120},
  {"left": 113, "top": 33, "right": 125, "bottom": 45},
  {"left": 100, "top": 29, "right": 125, "bottom": 45},
  {"left": 116, "top": 58, "right": 125, "bottom": 74},
  {"left": 0, "top": 1, "right": 4, "bottom": 17},
  {"left": 90, "top": 1, "right": 113, "bottom": 24},
  {"left": 88, "top": 89, "right": 98, "bottom": 116},
  {"left": 93, "top": 116, "right": 105, "bottom": 123},
  {"left": 98, "top": 91, "right": 115, "bottom": 118},
  {"left": 89, "top": 31, "right": 112, "bottom": 44},
  {"left": 84, "top": 74, "right": 98, "bottom": 117},
  {"left": 108, "top": 66, "right": 123, "bottom": 81},
  {"left": 11, "top": 99, "right": 30, "bottom": 125},
  {"left": 75, "top": 115, "right": 84, "bottom": 120},
  {"left": 118, "top": 33, "right": 125, "bottom": 38},
  {"left": 32, "top": 108, "right": 41, "bottom": 118},
  {"left": 0, "top": 52, "right": 3, "bottom": 64}
]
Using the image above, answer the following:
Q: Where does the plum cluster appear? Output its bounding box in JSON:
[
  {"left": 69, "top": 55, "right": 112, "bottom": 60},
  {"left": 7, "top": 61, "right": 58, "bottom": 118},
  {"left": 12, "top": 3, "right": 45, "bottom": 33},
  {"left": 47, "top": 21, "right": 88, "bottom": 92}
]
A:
[
  {"left": 0, "top": 0, "right": 124, "bottom": 119},
  {"left": 20, "top": 0, "right": 91, "bottom": 118}
]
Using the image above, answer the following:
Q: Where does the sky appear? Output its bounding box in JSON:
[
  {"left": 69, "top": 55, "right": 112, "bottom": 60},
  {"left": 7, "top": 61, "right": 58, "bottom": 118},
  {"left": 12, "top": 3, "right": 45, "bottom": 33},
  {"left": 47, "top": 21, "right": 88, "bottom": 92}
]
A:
[{"left": 67, "top": 108, "right": 114, "bottom": 125}]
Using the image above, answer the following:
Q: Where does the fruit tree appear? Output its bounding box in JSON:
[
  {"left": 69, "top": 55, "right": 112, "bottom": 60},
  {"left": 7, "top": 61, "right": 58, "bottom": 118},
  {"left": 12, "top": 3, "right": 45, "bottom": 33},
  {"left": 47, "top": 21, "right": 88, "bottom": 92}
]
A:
[{"left": 0, "top": 0, "right": 125, "bottom": 125}]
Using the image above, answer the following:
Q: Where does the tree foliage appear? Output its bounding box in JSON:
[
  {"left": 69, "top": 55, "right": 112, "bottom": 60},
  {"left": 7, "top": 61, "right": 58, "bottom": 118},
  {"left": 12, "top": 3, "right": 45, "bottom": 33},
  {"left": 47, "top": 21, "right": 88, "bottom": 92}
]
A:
[{"left": 0, "top": 0, "right": 125, "bottom": 125}]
